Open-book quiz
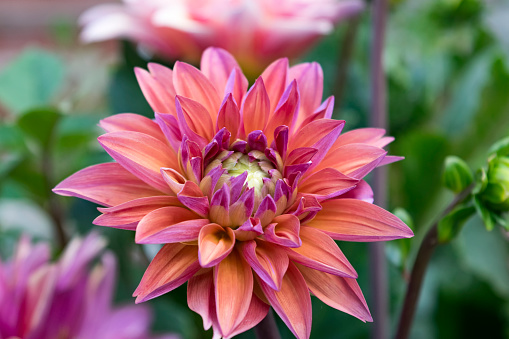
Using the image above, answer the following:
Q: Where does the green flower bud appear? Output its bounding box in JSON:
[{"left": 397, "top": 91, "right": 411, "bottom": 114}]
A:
[
  {"left": 443, "top": 156, "right": 473, "bottom": 193},
  {"left": 480, "top": 156, "right": 509, "bottom": 211}
]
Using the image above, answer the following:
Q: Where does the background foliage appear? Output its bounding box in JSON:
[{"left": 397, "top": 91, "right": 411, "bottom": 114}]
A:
[{"left": 1, "top": 0, "right": 509, "bottom": 338}]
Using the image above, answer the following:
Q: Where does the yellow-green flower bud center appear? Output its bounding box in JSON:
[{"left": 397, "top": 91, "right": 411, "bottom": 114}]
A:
[{"left": 224, "top": 152, "right": 273, "bottom": 194}]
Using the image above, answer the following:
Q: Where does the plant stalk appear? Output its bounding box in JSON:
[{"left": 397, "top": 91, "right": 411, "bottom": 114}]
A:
[
  {"left": 255, "top": 309, "right": 281, "bottom": 339},
  {"left": 369, "top": 0, "right": 389, "bottom": 338},
  {"left": 395, "top": 183, "right": 475, "bottom": 339}
]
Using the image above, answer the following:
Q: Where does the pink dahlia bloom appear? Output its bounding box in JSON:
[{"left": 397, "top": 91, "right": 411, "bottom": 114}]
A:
[
  {"left": 80, "top": 0, "right": 364, "bottom": 74},
  {"left": 54, "top": 48, "right": 413, "bottom": 339},
  {"left": 0, "top": 233, "right": 178, "bottom": 339}
]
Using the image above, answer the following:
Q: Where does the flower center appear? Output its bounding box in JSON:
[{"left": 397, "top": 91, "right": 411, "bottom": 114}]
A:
[{"left": 222, "top": 151, "right": 275, "bottom": 195}]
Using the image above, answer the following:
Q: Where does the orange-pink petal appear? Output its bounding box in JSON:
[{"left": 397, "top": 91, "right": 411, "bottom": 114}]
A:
[
  {"left": 307, "top": 199, "right": 414, "bottom": 241},
  {"left": 99, "top": 113, "right": 167, "bottom": 144},
  {"left": 260, "top": 58, "right": 289, "bottom": 115},
  {"left": 98, "top": 131, "right": 178, "bottom": 194},
  {"left": 94, "top": 196, "right": 182, "bottom": 230},
  {"left": 297, "top": 264, "right": 372, "bottom": 322},
  {"left": 258, "top": 262, "right": 311, "bottom": 339},
  {"left": 217, "top": 94, "right": 241, "bottom": 142},
  {"left": 198, "top": 224, "right": 235, "bottom": 268},
  {"left": 241, "top": 77, "right": 270, "bottom": 135},
  {"left": 53, "top": 163, "right": 162, "bottom": 207},
  {"left": 240, "top": 239, "right": 289, "bottom": 291},
  {"left": 134, "top": 243, "right": 200, "bottom": 303},
  {"left": 214, "top": 248, "right": 253, "bottom": 337},
  {"left": 135, "top": 206, "right": 206, "bottom": 244},
  {"left": 287, "top": 226, "right": 357, "bottom": 278},
  {"left": 173, "top": 61, "right": 221, "bottom": 121}
]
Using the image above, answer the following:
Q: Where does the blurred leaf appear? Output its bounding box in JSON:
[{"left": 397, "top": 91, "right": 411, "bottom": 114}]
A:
[
  {"left": 17, "top": 108, "right": 61, "bottom": 149},
  {"left": 442, "top": 48, "right": 495, "bottom": 135},
  {"left": 55, "top": 115, "right": 99, "bottom": 151},
  {"left": 457, "top": 216, "right": 509, "bottom": 298},
  {"left": 7, "top": 158, "right": 47, "bottom": 201},
  {"left": 0, "top": 125, "right": 28, "bottom": 179},
  {"left": 393, "top": 131, "right": 451, "bottom": 224},
  {"left": 0, "top": 48, "right": 64, "bottom": 114},
  {"left": 438, "top": 205, "right": 476, "bottom": 243},
  {"left": 387, "top": 207, "right": 414, "bottom": 269}
]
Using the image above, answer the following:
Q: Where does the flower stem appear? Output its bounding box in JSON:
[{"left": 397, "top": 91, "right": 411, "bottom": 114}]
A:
[
  {"left": 369, "top": 0, "right": 389, "bottom": 338},
  {"left": 395, "top": 183, "right": 475, "bottom": 339},
  {"left": 334, "top": 14, "right": 361, "bottom": 106},
  {"left": 255, "top": 309, "right": 281, "bottom": 339}
]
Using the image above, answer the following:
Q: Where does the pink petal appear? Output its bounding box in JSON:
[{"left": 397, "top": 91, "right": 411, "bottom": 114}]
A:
[
  {"left": 187, "top": 270, "right": 217, "bottom": 331},
  {"left": 99, "top": 113, "right": 167, "bottom": 144},
  {"left": 258, "top": 262, "right": 311, "bottom": 339},
  {"left": 161, "top": 167, "right": 186, "bottom": 195},
  {"left": 224, "top": 68, "right": 248, "bottom": 109},
  {"left": 201, "top": 47, "right": 241, "bottom": 93},
  {"left": 297, "top": 264, "right": 372, "bottom": 322},
  {"left": 98, "top": 131, "right": 179, "bottom": 194},
  {"left": 135, "top": 206, "right": 206, "bottom": 244},
  {"left": 178, "top": 180, "right": 210, "bottom": 217},
  {"left": 298, "top": 168, "right": 357, "bottom": 201},
  {"left": 135, "top": 67, "right": 176, "bottom": 116},
  {"left": 94, "top": 196, "right": 182, "bottom": 230},
  {"left": 148, "top": 63, "right": 176, "bottom": 96},
  {"left": 307, "top": 199, "right": 414, "bottom": 241},
  {"left": 240, "top": 239, "right": 289, "bottom": 291},
  {"left": 264, "top": 80, "right": 299, "bottom": 144},
  {"left": 287, "top": 226, "right": 357, "bottom": 278},
  {"left": 214, "top": 248, "right": 253, "bottom": 337},
  {"left": 289, "top": 62, "right": 323, "bottom": 127},
  {"left": 227, "top": 294, "right": 269, "bottom": 339},
  {"left": 289, "top": 119, "right": 345, "bottom": 171},
  {"left": 173, "top": 61, "right": 221, "bottom": 122},
  {"left": 314, "top": 144, "right": 387, "bottom": 179},
  {"left": 217, "top": 94, "right": 241, "bottom": 142},
  {"left": 263, "top": 214, "right": 302, "bottom": 248},
  {"left": 331, "top": 128, "right": 391, "bottom": 150},
  {"left": 198, "top": 224, "right": 235, "bottom": 268},
  {"left": 340, "top": 180, "right": 374, "bottom": 203},
  {"left": 260, "top": 58, "right": 289, "bottom": 115},
  {"left": 53, "top": 163, "right": 162, "bottom": 207},
  {"left": 134, "top": 243, "right": 200, "bottom": 303},
  {"left": 175, "top": 95, "right": 214, "bottom": 144},
  {"left": 241, "top": 77, "right": 270, "bottom": 135}
]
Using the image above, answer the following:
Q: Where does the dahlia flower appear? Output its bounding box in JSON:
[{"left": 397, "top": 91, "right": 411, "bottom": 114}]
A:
[
  {"left": 0, "top": 233, "right": 178, "bottom": 339},
  {"left": 80, "top": 0, "right": 364, "bottom": 74},
  {"left": 54, "top": 47, "right": 413, "bottom": 339}
]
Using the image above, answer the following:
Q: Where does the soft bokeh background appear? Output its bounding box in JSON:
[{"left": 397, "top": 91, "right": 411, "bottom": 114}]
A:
[{"left": 1, "top": 0, "right": 509, "bottom": 338}]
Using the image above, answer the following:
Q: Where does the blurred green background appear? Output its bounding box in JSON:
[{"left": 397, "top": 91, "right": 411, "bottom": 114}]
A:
[{"left": 1, "top": 0, "right": 509, "bottom": 338}]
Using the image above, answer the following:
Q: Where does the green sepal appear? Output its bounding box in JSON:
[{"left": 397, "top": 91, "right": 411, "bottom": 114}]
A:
[
  {"left": 474, "top": 195, "right": 496, "bottom": 231},
  {"left": 438, "top": 205, "right": 476, "bottom": 244}
]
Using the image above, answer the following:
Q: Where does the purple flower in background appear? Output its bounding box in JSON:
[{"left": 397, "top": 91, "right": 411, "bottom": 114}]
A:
[{"left": 0, "top": 233, "right": 179, "bottom": 339}]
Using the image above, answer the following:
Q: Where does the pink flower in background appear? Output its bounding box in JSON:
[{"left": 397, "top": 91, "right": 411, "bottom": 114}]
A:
[
  {"left": 0, "top": 233, "right": 178, "bottom": 339},
  {"left": 54, "top": 47, "right": 412, "bottom": 339},
  {"left": 80, "top": 0, "right": 364, "bottom": 74}
]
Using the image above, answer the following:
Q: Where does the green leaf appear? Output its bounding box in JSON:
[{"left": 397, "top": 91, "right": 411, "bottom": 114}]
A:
[
  {"left": 488, "top": 136, "right": 509, "bottom": 157},
  {"left": 442, "top": 156, "right": 473, "bottom": 193},
  {"left": 457, "top": 216, "right": 509, "bottom": 298},
  {"left": 442, "top": 48, "right": 496, "bottom": 135},
  {"left": 438, "top": 205, "right": 476, "bottom": 243},
  {"left": 0, "top": 48, "right": 64, "bottom": 114},
  {"left": 17, "top": 108, "right": 61, "bottom": 149}
]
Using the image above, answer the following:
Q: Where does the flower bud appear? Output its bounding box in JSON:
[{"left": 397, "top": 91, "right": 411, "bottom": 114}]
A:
[
  {"left": 443, "top": 156, "right": 473, "bottom": 193},
  {"left": 480, "top": 156, "right": 509, "bottom": 211}
]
